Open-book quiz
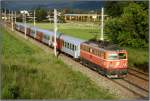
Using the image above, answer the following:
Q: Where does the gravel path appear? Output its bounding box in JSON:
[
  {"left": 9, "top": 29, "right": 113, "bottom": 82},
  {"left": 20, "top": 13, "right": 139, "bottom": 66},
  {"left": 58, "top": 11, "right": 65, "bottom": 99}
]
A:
[{"left": 5, "top": 26, "right": 144, "bottom": 99}]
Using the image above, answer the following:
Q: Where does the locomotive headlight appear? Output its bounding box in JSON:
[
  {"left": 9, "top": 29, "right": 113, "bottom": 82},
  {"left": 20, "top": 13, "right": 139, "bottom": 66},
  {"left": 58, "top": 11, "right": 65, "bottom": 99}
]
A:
[{"left": 116, "top": 62, "right": 120, "bottom": 66}]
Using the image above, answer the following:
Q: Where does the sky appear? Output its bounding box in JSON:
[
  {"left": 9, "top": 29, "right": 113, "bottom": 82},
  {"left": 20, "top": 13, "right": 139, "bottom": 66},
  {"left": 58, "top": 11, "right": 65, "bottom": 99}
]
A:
[{"left": 1, "top": 0, "right": 105, "bottom": 11}]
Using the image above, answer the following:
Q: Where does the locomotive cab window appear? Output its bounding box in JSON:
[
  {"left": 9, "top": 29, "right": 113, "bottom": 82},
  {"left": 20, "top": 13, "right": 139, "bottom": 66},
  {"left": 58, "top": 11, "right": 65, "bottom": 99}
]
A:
[
  {"left": 108, "top": 54, "right": 118, "bottom": 60},
  {"left": 119, "top": 53, "right": 126, "bottom": 59}
]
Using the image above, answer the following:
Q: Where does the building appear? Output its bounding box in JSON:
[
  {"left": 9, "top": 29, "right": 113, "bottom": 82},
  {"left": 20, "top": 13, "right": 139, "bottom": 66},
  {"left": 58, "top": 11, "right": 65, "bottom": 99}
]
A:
[{"left": 64, "top": 14, "right": 108, "bottom": 22}]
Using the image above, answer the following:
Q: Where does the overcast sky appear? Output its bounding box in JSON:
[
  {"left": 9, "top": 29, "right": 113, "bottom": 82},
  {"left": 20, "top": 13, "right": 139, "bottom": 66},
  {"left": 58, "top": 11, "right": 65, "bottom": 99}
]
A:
[{"left": 1, "top": 0, "right": 105, "bottom": 11}]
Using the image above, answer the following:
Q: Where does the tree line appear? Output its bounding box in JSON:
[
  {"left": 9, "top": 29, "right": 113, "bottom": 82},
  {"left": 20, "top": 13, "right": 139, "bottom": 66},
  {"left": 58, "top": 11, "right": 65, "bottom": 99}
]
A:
[{"left": 104, "top": 1, "right": 148, "bottom": 48}]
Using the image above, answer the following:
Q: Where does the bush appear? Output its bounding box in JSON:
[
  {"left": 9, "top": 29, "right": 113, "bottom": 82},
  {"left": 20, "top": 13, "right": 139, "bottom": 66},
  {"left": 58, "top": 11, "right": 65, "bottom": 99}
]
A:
[{"left": 105, "top": 2, "right": 148, "bottom": 48}]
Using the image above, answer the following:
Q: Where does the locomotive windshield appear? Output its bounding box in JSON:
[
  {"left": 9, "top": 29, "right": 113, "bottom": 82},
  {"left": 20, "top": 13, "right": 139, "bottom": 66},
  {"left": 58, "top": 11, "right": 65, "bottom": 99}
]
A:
[
  {"left": 108, "top": 54, "right": 118, "bottom": 60},
  {"left": 108, "top": 53, "right": 126, "bottom": 60}
]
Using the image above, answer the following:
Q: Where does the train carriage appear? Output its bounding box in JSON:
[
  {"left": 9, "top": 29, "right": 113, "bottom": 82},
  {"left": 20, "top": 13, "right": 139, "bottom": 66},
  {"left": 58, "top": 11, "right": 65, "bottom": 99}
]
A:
[
  {"left": 15, "top": 22, "right": 21, "bottom": 31},
  {"left": 35, "top": 31, "right": 43, "bottom": 42},
  {"left": 60, "top": 35, "right": 85, "bottom": 58},
  {"left": 40, "top": 29, "right": 53, "bottom": 46},
  {"left": 15, "top": 22, "right": 31, "bottom": 34},
  {"left": 30, "top": 27, "right": 37, "bottom": 38}
]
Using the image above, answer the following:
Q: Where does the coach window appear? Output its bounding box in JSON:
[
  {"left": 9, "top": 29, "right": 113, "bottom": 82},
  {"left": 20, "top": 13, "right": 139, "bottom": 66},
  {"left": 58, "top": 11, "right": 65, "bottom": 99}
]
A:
[
  {"left": 71, "top": 44, "right": 73, "bottom": 50},
  {"left": 66, "top": 42, "right": 68, "bottom": 48},
  {"left": 64, "top": 42, "right": 66, "bottom": 47},
  {"left": 68, "top": 43, "right": 70, "bottom": 48},
  {"left": 72, "top": 44, "right": 74, "bottom": 50},
  {"left": 68, "top": 43, "right": 70, "bottom": 49},
  {"left": 74, "top": 45, "right": 77, "bottom": 51},
  {"left": 65, "top": 42, "right": 67, "bottom": 47},
  {"left": 70, "top": 43, "right": 72, "bottom": 50},
  {"left": 69, "top": 43, "right": 71, "bottom": 49},
  {"left": 70, "top": 44, "right": 72, "bottom": 50},
  {"left": 65, "top": 42, "right": 67, "bottom": 48},
  {"left": 72, "top": 45, "right": 74, "bottom": 51}
]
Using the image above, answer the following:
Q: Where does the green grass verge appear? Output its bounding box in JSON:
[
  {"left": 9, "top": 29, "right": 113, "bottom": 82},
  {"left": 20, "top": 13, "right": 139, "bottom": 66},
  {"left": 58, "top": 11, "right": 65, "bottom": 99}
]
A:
[
  {"left": 124, "top": 47, "right": 149, "bottom": 72},
  {"left": 28, "top": 22, "right": 108, "bottom": 40},
  {"left": 1, "top": 27, "right": 116, "bottom": 99}
]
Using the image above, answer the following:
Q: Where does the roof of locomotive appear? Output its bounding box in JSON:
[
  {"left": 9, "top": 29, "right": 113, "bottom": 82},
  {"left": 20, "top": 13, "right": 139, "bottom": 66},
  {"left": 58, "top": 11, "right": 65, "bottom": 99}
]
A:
[{"left": 83, "top": 40, "right": 123, "bottom": 51}]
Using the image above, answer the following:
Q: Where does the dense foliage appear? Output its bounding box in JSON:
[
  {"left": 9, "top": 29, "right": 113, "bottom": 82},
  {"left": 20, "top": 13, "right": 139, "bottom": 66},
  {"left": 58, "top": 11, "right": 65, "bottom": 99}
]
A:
[
  {"left": 35, "top": 8, "right": 48, "bottom": 22},
  {"left": 104, "top": 1, "right": 148, "bottom": 48}
]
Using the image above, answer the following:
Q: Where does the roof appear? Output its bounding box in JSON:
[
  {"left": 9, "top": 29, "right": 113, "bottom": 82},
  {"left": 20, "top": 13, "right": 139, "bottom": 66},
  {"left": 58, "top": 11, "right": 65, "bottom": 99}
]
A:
[
  {"left": 16, "top": 22, "right": 31, "bottom": 28},
  {"left": 15, "top": 22, "right": 85, "bottom": 45},
  {"left": 64, "top": 14, "right": 107, "bottom": 16},
  {"left": 83, "top": 40, "right": 122, "bottom": 51},
  {"left": 61, "top": 35, "right": 85, "bottom": 46}
]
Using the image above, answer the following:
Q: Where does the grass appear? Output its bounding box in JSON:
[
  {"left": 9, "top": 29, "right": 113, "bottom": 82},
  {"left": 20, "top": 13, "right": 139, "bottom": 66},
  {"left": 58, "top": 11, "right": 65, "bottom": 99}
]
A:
[
  {"left": 28, "top": 22, "right": 108, "bottom": 40},
  {"left": 124, "top": 47, "right": 149, "bottom": 72},
  {"left": 1, "top": 27, "right": 116, "bottom": 99}
]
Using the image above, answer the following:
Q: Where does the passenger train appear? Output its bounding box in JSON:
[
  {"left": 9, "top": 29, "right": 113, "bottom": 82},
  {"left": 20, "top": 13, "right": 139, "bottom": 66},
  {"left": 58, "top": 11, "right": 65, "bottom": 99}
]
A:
[{"left": 8, "top": 22, "right": 128, "bottom": 78}]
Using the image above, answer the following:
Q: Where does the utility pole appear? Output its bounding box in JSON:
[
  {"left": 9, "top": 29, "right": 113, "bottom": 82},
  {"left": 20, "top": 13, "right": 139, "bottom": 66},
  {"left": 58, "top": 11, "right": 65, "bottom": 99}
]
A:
[
  {"left": 15, "top": 11, "right": 16, "bottom": 23},
  {"left": 53, "top": 9, "right": 57, "bottom": 56},
  {"left": 22, "top": 11, "right": 27, "bottom": 39},
  {"left": 5, "top": 8, "right": 6, "bottom": 27},
  {"left": 100, "top": 7, "right": 104, "bottom": 41},
  {"left": 9, "top": 10, "right": 11, "bottom": 22},
  {"left": 33, "top": 10, "right": 36, "bottom": 38},
  {"left": 24, "top": 12, "right": 27, "bottom": 39},
  {"left": 11, "top": 11, "right": 14, "bottom": 31}
]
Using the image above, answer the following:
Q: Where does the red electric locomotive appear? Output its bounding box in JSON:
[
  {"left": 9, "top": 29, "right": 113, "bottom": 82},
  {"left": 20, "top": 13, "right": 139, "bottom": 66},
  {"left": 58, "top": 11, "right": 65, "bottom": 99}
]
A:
[{"left": 80, "top": 40, "right": 128, "bottom": 78}]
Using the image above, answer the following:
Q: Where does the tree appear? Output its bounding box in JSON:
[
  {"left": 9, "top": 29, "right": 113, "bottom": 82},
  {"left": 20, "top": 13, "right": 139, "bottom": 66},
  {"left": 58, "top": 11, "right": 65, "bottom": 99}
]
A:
[
  {"left": 35, "top": 7, "right": 47, "bottom": 22},
  {"left": 105, "top": 1, "right": 132, "bottom": 17},
  {"left": 105, "top": 2, "right": 148, "bottom": 48}
]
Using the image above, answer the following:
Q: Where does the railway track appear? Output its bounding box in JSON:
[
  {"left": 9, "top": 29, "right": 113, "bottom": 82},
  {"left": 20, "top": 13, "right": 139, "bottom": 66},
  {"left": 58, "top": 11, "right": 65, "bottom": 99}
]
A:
[
  {"left": 119, "top": 68, "right": 149, "bottom": 98},
  {"left": 128, "top": 68, "right": 149, "bottom": 81},
  {"left": 111, "top": 78, "right": 148, "bottom": 98},
  {"left": 4, "top": 23, "right": 149, "bottom": 99},
  {"left": 108, "top": 67, "right": 149, "bottom": 98}
]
